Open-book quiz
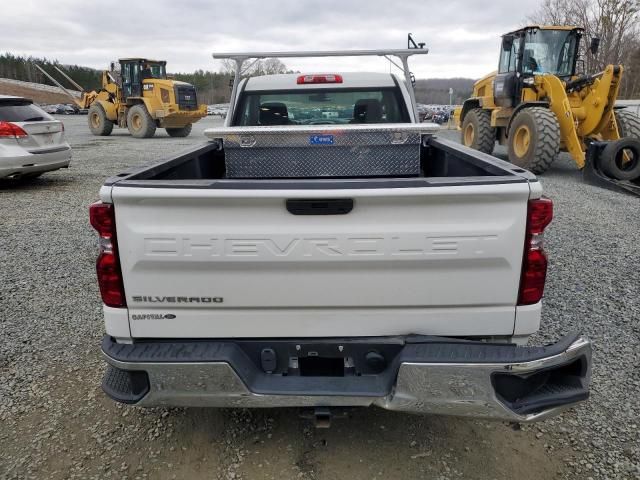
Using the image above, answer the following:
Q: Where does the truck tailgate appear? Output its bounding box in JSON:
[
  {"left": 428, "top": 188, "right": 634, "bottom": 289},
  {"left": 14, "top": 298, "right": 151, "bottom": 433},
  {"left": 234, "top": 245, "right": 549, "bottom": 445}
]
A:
[{"left": 110, "top": 183, "right": 530, "bottom": 338}]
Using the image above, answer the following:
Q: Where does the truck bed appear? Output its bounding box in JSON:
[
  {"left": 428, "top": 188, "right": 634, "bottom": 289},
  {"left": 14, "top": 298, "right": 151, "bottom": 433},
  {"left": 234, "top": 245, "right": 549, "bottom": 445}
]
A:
[{"left": 105, "top": 126, "right": 536, "bottom": 188}]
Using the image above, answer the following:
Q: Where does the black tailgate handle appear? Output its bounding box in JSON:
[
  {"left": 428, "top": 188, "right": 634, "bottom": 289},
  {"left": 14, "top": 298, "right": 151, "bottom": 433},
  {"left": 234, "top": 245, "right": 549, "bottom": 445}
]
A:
[{"left": 286, "top": 199, "right": 353, "bottom": 215}]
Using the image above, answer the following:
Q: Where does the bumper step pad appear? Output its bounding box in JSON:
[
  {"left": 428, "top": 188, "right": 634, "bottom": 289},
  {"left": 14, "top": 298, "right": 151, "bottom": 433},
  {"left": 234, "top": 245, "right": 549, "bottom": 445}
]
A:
[{"left": 102, "top": 365, "right": 149, "bottom": 404}]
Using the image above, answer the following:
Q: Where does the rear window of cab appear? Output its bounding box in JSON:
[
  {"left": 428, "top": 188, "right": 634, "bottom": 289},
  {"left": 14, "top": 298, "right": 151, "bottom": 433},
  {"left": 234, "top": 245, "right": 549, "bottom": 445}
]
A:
[{"left": 233, "top": 87, "right": 410, "bottom": 126}]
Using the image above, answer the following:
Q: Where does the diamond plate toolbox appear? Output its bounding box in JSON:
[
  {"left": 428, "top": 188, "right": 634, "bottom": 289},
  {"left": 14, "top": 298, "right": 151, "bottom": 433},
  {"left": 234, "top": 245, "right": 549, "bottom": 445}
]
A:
[{"left": 204, "top": 124, "right": 436, "bottom": 178}]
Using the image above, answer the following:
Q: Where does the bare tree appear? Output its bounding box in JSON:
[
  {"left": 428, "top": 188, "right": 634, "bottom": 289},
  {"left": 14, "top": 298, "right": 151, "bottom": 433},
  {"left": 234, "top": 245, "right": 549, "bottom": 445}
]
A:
[
  {"left": 527, "top": 0, "right": 584, "bottom": 25},
  {"left": 623, "top": 39, "right": 640, "bottom": 97},
  {"left": 218, "top": 58, "right": 291, "bottom": 76},
  {"left": 260, "top": 58, "right": 289, "bottom": 75},
  {"left": 218, "top": 59, "right": 237, "bottom": 74}
]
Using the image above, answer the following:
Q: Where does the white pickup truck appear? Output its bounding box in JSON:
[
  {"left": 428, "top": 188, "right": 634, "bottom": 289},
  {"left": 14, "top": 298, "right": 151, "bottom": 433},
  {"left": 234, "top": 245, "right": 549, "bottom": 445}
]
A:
[{"left": 91, "top": 48, "right": 591, "bottom": 425}]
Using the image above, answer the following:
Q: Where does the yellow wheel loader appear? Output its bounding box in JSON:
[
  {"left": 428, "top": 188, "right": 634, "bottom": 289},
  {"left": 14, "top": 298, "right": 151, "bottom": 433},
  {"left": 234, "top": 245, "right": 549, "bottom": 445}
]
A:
[
  {"left": 36, "top": 59, "right": 207, "bottom": 138},
  {"left": 455, "top": 26, "right": 640, "bottom": 193}
]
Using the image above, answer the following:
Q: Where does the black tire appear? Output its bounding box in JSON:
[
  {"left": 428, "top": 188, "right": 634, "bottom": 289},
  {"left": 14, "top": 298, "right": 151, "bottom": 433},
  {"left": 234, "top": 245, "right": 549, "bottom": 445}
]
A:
[
  {"left": 126, "top": 105, "right": 156, "bottom": 138},
  {"left": 599, "top": 138, "right": 640, "bottom": 180},
  {"left": 461, "top": 108, "right": 495, "bottom": 154},
  {"left": 615, "top": 109, "right": 640, "bottom": 140},
  {"left": 165, "top": 124, "right": 193, "bottom": 137},
  {"left": 87, "top": 104, "right": 113, "bottom": 136},
  {"left": 507, "top": 107, "right": 560, "bottom": 174}
]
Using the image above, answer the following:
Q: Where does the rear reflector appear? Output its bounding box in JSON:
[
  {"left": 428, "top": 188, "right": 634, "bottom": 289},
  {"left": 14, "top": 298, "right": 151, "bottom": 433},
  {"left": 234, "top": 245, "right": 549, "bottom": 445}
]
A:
[
  {"left": 90, "top": 202, "right": 126, "bottom": 308},
  {"left": 0, "top": 121, "right": 28, "bottom": 138},
  {"left": 96, "top": 253, "right": 126, "bottom": 307},
  {"left": 519, "top": 248, "right": 548, "bottom": 305},
  {"left": 518, "top": 198, "right": 553, "bottom": 305},
  {"left": 297, "top": 74, "right": 343, "bottom": 84}
]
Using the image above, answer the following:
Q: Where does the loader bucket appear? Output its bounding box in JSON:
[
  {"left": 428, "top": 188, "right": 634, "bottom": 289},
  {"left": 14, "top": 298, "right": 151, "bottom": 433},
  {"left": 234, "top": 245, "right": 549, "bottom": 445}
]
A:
[{"left": 583, "top": 141, "right": 640, "bottom": 196}]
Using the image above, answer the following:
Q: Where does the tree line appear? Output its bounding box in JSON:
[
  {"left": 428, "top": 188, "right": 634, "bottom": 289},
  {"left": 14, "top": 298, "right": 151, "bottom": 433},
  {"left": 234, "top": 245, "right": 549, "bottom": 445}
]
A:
[
  {"left": 0, "top": 53, "right": 102, "bottom": 91},
  {"left": 172, "top": 70, "right": 233, "bottom": 104},
  {"left": 0, "top": 52, "right": 236, "bottom": 102}
]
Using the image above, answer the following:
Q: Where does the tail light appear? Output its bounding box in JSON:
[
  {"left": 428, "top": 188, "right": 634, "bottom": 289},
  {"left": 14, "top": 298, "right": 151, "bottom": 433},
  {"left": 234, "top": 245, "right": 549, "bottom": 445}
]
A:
[
  {"left": 90, "top": 202, "right": 126, "bottom": 308},
  {"left": 297, "top": 74, "right": 343, "bottom": 84},
  {"left": 518, "top": 197, "right": 553, "bottom": 305},
  {"left": 0, "top": 121, "right": 28, "bottom": 138}
]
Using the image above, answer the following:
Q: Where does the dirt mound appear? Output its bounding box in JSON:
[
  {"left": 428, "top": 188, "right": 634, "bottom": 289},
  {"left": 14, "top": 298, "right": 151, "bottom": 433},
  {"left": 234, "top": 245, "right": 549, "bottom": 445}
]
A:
[{"left": 0, "top": 80, "right": 77, "bottom": 105}]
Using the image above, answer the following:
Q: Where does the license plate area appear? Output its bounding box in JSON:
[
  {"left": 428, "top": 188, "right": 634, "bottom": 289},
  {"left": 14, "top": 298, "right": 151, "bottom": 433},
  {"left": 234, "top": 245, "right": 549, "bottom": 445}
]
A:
[
  {"left": 236, "top": 339, "right": 404, "bottom": 377},
  {"left": 298, "top": 356, "right": 345, "bottom": 377}
]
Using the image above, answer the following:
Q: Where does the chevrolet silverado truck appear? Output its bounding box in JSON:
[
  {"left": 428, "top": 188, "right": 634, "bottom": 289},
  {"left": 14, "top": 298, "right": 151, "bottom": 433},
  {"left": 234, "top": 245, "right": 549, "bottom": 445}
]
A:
[{"left": 91, "top": 48, "right": 591, "bottom": 425}]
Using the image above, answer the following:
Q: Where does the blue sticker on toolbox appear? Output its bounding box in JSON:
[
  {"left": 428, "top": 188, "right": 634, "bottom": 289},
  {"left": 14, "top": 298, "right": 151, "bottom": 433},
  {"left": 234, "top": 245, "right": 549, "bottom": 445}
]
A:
[{"left": 309, "top": 134, "right": 334, "bottom": 145}]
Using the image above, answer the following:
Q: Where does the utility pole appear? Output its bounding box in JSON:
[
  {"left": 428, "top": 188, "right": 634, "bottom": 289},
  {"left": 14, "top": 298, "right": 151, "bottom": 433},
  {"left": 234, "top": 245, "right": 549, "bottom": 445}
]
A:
[{"left": 448, "top": 87, "right": 454, "bottom": 129}]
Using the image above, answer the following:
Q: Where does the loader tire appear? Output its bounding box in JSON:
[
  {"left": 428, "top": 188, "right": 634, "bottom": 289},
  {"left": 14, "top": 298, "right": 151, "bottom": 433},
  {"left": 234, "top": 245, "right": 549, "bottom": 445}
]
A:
[
  {"left": 127, "top": 105, "right": 156, "bottom": 138},
  {"left": 615, "top": 109, "right": 640, "bottom": 140},
  {"left": 165, "top": 124, "right": 193, "bottom": 137},
  {"left": 599, "top": 138, "right": 640, "bottom": 180},
  {"left": 88, "top": 104, "right": 113, "bottom": 136},
  {"left": 508, "top": 107, "right": 560, "bottom": 174},
  {"left": 461, "top": 108, "right": 495, "bottom": 154}
]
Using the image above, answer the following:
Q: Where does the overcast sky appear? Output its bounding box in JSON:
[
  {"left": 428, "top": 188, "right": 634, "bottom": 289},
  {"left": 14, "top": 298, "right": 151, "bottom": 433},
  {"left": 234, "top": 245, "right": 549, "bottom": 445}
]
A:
[{"left": 1, "top": 0, "right": 540, "bottom": 79}]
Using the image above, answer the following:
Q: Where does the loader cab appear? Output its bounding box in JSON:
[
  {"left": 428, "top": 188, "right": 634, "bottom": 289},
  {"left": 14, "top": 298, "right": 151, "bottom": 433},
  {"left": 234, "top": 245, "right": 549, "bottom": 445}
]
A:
[
  {"left": 119, "top": 59, "right": 167, "bottom": 99},
  {"left": 494, "top": 26, "right": 582, "bottom": 108}
]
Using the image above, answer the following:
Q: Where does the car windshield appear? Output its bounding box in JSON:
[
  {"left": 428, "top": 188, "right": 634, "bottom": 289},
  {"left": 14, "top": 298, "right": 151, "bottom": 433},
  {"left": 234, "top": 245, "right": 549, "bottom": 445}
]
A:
[
  {"left": 0, "top": 100, "right": 53, "bottom": 122},
  {"left": 234, "top": 88, "right": 410, "bottom": 126},
  {"left": 522, "top": 29, "right": 578, "bottom": 77}
]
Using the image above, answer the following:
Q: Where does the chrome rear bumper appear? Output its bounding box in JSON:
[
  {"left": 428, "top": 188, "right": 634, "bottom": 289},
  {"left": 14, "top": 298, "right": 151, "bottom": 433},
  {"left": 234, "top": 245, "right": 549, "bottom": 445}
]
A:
[{"left": 102, "top": 334, "right": 591, "bottom": 423}]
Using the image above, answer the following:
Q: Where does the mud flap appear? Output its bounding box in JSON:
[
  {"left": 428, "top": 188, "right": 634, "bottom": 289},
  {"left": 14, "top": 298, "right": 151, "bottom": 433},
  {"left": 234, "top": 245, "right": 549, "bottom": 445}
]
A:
[{"left": 584, "top": 141, "right": 640, "bottom": 196}]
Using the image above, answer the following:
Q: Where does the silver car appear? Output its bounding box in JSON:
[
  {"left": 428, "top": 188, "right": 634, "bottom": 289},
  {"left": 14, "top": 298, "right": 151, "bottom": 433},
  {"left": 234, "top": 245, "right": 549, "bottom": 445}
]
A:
[{"left": 0, "top": 95, "right": 71, "bottom": 180}]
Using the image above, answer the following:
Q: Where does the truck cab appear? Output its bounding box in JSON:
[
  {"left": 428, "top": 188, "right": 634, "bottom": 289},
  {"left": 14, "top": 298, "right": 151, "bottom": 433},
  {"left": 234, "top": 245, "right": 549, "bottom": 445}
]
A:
[
  {"left": 118, "top": 58, "right": 167, "bottom": 98},
  {"left": 229, "top": 72, "right": 416, "bottom": 126}
]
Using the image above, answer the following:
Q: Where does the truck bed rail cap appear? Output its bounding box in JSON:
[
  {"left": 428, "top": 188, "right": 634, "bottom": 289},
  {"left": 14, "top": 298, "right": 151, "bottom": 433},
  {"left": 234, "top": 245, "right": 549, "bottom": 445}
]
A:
[{"left": 204, "top": 123, "right": 439, "bottom": 140}]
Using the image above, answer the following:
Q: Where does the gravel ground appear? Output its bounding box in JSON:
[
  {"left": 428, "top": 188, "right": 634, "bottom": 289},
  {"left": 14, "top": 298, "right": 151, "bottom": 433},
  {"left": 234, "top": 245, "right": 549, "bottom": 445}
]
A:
[{"left": 1, "top": 117, "right": 639, "bottom": 480}]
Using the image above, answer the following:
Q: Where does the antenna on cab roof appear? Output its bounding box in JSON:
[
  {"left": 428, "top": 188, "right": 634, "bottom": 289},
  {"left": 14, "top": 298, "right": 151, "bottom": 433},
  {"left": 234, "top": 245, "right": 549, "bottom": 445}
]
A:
[{"left": 407, "top": 33, "right": 426, "bottom": 50}]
